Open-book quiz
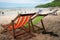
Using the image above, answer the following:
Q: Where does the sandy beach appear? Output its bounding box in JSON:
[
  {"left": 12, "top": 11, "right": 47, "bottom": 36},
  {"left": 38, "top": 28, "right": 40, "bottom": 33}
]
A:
[
  {"left": 0, "top": 8, "right": 60, "bottom": 40},
  {"left": 0, "top": 8, "right": 59, "bottom": 24},
  {"left": 0, "top": 8, "right": 48, "bottom": 24}
]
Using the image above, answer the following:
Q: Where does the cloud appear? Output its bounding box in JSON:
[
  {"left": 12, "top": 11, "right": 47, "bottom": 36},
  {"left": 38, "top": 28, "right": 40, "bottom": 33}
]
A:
[
  {"left": 0, "top": 0, "right": 53, "bottom": 4},
  {"left": 0, "top": 0, "right": 53, "bottom": 8}
]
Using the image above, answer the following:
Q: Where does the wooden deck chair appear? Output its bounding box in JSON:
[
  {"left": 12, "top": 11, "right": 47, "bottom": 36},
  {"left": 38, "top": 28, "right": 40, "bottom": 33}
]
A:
[
  {"left": 2, "top": 12, "right": 55, "bottom": 38},
  {"left": 48, "top": 9, "right": 58, "bottom": 15},
  {"left": 1, "top": 13, "right": 36, "bottom": 39}
]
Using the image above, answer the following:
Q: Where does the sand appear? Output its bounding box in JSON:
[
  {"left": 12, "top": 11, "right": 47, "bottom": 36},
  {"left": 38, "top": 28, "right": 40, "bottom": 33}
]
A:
[{"left": 0, "top": 8, "right": 60, "bottom": 40}]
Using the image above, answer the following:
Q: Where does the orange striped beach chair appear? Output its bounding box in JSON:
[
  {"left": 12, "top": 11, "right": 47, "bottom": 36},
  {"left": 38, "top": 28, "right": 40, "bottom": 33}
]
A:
[
  {"left": 2, "top": 13, "right": 52, "bottom": 39},
  {"left": 1, "top": 13, "right": 37, "bottom": 39}
]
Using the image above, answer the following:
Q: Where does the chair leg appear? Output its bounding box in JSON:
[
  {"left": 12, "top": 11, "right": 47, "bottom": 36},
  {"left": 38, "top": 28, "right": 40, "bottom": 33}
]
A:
[
  {"left": 41, "top": 19, "right": 46, "bottom": 32},
  {"left": 12, "top": 28, "right": 16, "bottom": 39},
  {"left": 40, "top": 19, "right": 50, "bottom": 34},
  {"left": 12, "top": 20, "right": 16, "bottom": 39},
  {"left": 28, "top": 21, "right": 36, "bottom": 37},
  {"left": 30, "top": 20, "right": 35, "bottom": 32},
  {"left": 28, "top": 21, "right": 31, "bottom": 32}
]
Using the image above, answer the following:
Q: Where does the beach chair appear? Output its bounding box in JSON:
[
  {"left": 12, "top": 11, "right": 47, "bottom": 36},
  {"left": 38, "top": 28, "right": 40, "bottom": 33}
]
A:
[
  {"left": 1, "top": 13, "right": 37, "bottom": 39},
  {"left": 2, "top": 12, "right": 57, "bottom": 39},
  {"left": 48, "top": 9, "right": 58, "bottom": 15}
]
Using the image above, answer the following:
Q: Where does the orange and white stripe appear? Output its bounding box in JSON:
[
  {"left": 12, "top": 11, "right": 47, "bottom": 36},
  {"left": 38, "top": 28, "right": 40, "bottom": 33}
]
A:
[{"left": 8, "top": 16, "right": 31, "bottom": 30}]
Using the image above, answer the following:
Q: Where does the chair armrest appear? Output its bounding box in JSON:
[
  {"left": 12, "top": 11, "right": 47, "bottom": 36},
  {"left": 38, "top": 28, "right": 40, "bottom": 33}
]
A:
[{"left": 31, "top": 13, "right": 39, "bottom": 20}]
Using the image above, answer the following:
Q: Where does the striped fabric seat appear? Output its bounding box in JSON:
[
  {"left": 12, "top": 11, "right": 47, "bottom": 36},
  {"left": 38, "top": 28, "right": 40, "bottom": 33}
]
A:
[{"left": 4, "top": 15, "right": 31, "bottom": 30}]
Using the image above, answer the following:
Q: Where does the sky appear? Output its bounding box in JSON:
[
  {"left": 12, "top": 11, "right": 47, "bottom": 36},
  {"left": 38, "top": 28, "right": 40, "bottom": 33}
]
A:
[{"left": 0, "top": 0, "right": 54, "bottom": 8}]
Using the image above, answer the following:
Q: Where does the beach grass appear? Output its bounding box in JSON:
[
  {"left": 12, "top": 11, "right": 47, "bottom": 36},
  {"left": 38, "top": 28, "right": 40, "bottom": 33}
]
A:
[
  {"left": 32, "top": 16, "right": 44, "bottom": 24},
  {"left": 24, "top": 16, "right": 44, "bottom": 27}
]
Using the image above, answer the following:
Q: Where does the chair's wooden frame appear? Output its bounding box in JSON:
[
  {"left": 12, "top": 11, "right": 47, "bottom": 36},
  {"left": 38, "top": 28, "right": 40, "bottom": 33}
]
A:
[
  {"left": 11, "top": 10, "right": 58, "bottom": 39},
  {"left": 1, "top": 12, "right": 48, "bottom": 39},
  {"left": 11, "top": 13, "right": 36, "bottom": 39}
]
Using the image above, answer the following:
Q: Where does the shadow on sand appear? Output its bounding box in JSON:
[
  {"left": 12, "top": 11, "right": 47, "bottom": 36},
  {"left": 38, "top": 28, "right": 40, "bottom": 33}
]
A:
[
  {"left": 42, "top": 31, "right": 59, "bottom": 37},
  {"left": 33, "top": 28, "right": 59, "bottom": 37}
]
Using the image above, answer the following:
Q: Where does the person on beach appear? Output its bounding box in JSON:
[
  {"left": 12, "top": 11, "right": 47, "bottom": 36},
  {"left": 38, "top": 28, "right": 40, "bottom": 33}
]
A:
[
  {"left": 38, "top": 9, "right": 42, "bottom": 14},
  {"left": 2, "top": 12, "right": 4, "bottom": 16}
]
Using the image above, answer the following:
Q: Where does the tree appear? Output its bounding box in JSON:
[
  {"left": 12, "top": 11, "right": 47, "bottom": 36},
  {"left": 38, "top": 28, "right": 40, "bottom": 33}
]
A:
[{"left": 35, "top": 0, "right": 60, "bottom": 8}]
